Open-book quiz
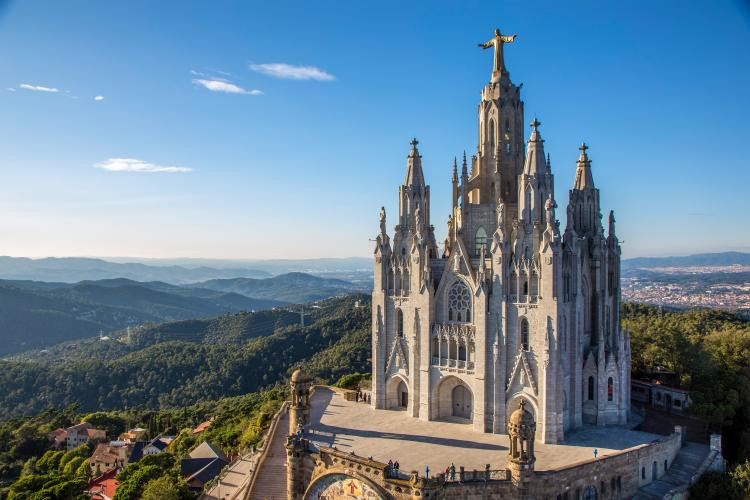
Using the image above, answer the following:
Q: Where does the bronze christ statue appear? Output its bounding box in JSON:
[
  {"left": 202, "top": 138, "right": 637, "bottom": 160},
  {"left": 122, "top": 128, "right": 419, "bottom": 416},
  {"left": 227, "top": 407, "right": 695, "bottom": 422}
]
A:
[{"left": 478, "top": 28, "right": 517, "bottom": 75}]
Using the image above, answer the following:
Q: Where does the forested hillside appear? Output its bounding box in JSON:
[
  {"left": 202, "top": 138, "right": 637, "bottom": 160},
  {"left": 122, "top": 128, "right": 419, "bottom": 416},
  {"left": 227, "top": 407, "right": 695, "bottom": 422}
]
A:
[
  {"left": 0, "top": 273, "right": 362, "bottom": 356},
  {"left": 4, "top": 296, "right": 750, "bottom": 495},
  {"left": 0, "top": 295, "right": 370, "bottom": 418},
  {"left": 193, "top": 272, "right": 367, "bottom": 303}
]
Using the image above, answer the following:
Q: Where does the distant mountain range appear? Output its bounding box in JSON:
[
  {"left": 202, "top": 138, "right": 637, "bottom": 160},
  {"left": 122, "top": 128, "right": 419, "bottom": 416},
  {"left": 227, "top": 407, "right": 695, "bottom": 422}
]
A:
[
  {"left": 0, "top": 256, "right": 271, "bottom": 284},
  {"left": 193, "top": 272, "right": 368, "bottom": 303},
  {"left": 623, "top": 251, "right": 750, "bottom": 269},
  {"left": 0, "top": 273, "right": 366, "bottom": 356}
]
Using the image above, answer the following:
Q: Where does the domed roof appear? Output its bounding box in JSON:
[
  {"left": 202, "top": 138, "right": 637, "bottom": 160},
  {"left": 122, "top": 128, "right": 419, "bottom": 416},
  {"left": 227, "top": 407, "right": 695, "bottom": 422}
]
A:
[
  {"left": 509, "top": 399, "right": 534, "bottom": 427},
  {"left": 291, "top": 369, "right": 308, "bottom": 383}
]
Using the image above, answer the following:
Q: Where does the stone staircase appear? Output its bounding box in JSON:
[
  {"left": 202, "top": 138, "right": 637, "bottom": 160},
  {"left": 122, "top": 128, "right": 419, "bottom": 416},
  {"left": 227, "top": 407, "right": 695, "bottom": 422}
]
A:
[
  {"left": 635, "top": 442, "right": 710, "bottom": 500},
  {"left": 248, "top": 410, "right": 289, "bottom": 500}
]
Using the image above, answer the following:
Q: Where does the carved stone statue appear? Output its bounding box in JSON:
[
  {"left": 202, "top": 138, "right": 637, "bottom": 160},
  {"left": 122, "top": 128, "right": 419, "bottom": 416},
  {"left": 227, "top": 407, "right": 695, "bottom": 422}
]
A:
[
  {"left": 544, "top": 194, "right": 557, "bottom": 227},
  {"left": 379, "top": 206, "right": 386, "bottom": 236},
  {"left": 478, "top": 28, "right": 517, "bottom": 75},
  {"left": 497, "top": 199, "right": 505, "bottom": 228}
]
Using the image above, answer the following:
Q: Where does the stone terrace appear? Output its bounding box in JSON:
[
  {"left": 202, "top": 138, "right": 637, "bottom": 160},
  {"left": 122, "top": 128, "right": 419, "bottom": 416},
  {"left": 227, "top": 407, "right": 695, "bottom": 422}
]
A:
[{"left": 306, "top": 387, "right": 662, "bottom": 474}]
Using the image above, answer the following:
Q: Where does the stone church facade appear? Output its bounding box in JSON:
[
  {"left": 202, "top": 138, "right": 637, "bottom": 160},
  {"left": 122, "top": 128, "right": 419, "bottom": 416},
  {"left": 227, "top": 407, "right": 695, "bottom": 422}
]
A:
[{"left": 371, "top": 33, "right": 630, "bottom": 443}]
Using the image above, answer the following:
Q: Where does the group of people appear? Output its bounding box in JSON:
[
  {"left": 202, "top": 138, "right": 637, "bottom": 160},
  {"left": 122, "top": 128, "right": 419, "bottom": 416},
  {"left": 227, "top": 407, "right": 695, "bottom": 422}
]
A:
[
  {"left": 355, "top": 389, "right": 371, "bottom": 404},
  {"left": 385, "top": 459, "right": 401, "bottom": 477},
  {"left": 444, "top": 463, "right": 457, "bottom": 481}
]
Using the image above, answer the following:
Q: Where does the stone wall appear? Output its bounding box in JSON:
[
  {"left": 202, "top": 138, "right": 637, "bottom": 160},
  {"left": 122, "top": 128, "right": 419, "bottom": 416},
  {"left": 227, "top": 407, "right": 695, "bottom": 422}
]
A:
[{"left": 295, "top": 427, "right": 686, "bottom": 499}]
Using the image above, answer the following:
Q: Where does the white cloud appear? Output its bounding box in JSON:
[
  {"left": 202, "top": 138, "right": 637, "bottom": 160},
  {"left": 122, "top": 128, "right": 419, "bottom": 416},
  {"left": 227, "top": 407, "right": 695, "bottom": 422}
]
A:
[
  {"left": 6, "top": 88, "right": 16, "bottom": 92},
  {"left": 95, "top": 158, "right": 193, "bottom": 173},
  {"left": 192, "top": 78, "right": 261, "bottom": 95},
  {"left": 19, "top": 83, "right": 59, "bottom": 93},
  {"left": 94, "top": 95, "right": 104, "bottom": 101},
  {"left": 249, "top": 63, "right": 335, "bottom": 81}
]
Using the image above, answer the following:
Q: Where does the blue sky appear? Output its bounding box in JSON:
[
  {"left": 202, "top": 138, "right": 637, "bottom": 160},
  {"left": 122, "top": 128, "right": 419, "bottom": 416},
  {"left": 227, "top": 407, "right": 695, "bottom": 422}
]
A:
[{"left": 0, "top": 0, "right": 748, "bottom": 260}]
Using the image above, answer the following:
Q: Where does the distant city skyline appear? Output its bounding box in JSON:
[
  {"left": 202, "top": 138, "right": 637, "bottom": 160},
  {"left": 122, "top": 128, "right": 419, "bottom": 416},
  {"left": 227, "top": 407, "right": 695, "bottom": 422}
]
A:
[{"left": 0, "top": 0, "right": 748, "bottom": 259}]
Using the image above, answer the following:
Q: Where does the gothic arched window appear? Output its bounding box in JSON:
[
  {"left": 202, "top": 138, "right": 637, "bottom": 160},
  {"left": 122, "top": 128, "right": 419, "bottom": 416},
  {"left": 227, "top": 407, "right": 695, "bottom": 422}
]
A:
[
  {"left": 448, "top": 281, "right": 472, "bottom": 324},
  {"left": 608, "top": 377, "right": 614, "bottom": 401},
  {"left": 504, "top": 119, "right": 511, "bottom": 155},
  {"left": 475, "top": 227, "right": 488, "bottom": 256},
  {"left": 489, "top": 119, "right": 496, "bottom": 153},
  {"left": 530, "top": 272, "right": 539, "bottom": 297},
  {"left": 396, "top": 309, "right": 404, "bottom": 337},
  {"left": 520, "top": 318, "right": 529, "bottom": 351},
  {"left": 588, "top": 376, "right": 595, "bottom": 401}
]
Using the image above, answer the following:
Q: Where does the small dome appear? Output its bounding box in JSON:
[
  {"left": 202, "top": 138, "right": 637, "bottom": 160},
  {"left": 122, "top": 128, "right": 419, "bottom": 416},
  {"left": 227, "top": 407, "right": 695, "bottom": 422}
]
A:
[
  {"left": 509, "top": 399, "right": 534, "bottom": 427},
  {"left": 291, "top": 369, "right": 308, "bottom": 383}
]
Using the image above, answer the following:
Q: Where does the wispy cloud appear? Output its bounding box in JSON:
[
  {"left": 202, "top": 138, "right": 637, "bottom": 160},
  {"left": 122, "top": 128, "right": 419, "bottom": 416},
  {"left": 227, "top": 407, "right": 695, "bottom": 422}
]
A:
[
  {"left": 19, "top": 83, "right": 59, "bottom": 93},
  {"left": 192, "top": 77, "right": 262, "bottom": 95},
  {"left": 95, "top": 158, "right": 193, "bottom": 173},
  {"left": 94, "top": 95, "right": 104, "bottom": 101},
  {"left": 249, "top": 63, "right": 335, "bottom": 81},
  {"left": 6, "top": 87, "right": 16, "bottom": 92}
]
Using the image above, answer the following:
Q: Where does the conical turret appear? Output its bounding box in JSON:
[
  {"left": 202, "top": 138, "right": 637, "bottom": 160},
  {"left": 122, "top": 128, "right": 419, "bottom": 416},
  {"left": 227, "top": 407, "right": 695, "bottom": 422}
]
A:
[
  {"left": 573, "top": 143, "right": 595, "bottom": 191},
  {"left": 522, "top": 118, "right": 546, "bottom": 176},
  {"left": 404, "top": 138, "right": 425, "bottom": 188}
]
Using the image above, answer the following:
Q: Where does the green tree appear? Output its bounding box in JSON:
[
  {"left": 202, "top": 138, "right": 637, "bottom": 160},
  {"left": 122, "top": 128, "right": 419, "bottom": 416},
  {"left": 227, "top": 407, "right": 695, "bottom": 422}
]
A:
[
  {"left": 62, "top": 456, "right": 85, "bottom": 477},
  {"left": 141, "top": 475, "right": 181, "bottom": 500},
  {"left": 690, "top": 471, "right": 740, "bottom": 500},
  {"left": 113, "top": 465, "right": 163, "bottom": 500},
  {"left": 74, "top": 459, "right": 91, "bottom": 480},
  {"left": 730, "top": 460, "right": 750, "bottom": 499},
  {"left": 20, "top": 458, "right": 37, "bottom": 478}
]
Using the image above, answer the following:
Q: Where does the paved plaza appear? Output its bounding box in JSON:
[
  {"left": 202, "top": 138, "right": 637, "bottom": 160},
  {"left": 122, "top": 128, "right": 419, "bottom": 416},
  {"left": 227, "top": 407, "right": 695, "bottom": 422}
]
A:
[{"left": 306, "top": 388, "right": 661, "bottom": 474}]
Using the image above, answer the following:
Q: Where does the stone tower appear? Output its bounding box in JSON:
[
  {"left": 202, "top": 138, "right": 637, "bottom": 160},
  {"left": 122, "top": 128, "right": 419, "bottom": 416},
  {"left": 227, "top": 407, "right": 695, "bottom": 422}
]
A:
[
  {"left": 371, "top": 28, "right": 629, "bottom": 443},
  {"left": 289, "top": 368, "right": 311, "bottom": 434},
  {"left": 508, "top": 399, "right": 536, "bottom": 497},
  {"left": 286, "top": 369, "right": 311, "bottom": 499}
]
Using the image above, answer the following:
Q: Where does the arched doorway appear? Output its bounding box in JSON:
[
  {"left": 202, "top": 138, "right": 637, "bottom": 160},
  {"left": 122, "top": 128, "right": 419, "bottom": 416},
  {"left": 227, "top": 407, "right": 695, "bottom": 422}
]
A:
[
  {"left": 582, "top": 485, "right": 597, "bottom": 500},
  {"left": 452, "top": 385, "right": 472, "bottom": 419},
  {"left": 385, "top": 376, "right": 408, "bottom": 410},
  {"left": 434, "top": 376, "right": 473, "bottom": 423},
  {"left": 398, "top": 380, "right": 408, "bottom": 409}
]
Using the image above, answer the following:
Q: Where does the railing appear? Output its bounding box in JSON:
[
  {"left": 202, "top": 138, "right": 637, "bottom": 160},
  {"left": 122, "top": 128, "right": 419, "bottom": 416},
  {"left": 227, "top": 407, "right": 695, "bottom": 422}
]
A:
[
  {"left": 439, "top": 468, "right": 509, "bottom": 483},
  {"left": 430, "top": 358, "right": 475, "bottom": 372}
]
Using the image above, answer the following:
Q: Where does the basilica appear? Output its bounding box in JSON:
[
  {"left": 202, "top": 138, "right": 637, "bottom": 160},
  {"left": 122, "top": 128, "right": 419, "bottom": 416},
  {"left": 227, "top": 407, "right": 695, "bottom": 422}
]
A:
[{"left": 370, "top": 28, "right": 630, "bottom": 443}]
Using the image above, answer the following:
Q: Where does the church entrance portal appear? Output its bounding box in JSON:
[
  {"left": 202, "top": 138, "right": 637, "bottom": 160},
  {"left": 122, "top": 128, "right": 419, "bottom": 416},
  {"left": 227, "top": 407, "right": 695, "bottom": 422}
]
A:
[
  {"left": 452, "top": 385, "right": 472, "bottom": 419},
  {"left": 385, "top": 376, "right": 408, "bottom": 410},
  {"left": 398, "top": 380, "right": 408, "bottom": 409}
]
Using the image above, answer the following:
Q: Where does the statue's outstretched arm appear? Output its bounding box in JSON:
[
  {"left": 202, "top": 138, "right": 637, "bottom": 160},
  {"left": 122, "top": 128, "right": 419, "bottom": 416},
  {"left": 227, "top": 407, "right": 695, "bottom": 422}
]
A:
[
  {"left": 478, "top": 41, "right": 492, "bottom": 49},
  {"left": 500, "top": 35, "right": 517, "bottom": 43}
]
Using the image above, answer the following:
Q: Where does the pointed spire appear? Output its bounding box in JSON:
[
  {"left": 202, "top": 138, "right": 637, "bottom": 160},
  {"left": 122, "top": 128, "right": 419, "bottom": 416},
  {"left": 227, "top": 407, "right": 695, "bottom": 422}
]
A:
[
  {"left": 546, "top": 153, "right": 551, "bottom": 171},
  {"left": 461, "top": 150, "right": 468, "bottom": 179},
  {"left": 573, "top": 142, "right": 595, "bottom": 190},
  {"left": 404, "top": 137, "right": 425, "bottom": 187},
  {"left": 522, "top": 118, "right": 546, "bottom": 176},
  {"left": 452, "top": 157, "right": 458, "bottom": 183}
]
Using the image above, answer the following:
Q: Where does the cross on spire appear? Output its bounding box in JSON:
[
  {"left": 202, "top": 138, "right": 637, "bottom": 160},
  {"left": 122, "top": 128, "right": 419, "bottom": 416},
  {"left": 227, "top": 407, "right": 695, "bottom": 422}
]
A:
[
  {"left": 410, "top": 137, "right": 419, "bottom": 148},
  {"left": 530, "top": 118, "right": 541, "bottom": 132},
  {"left": 579, "top": 142, "right": 589, "bottom": 154}
]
